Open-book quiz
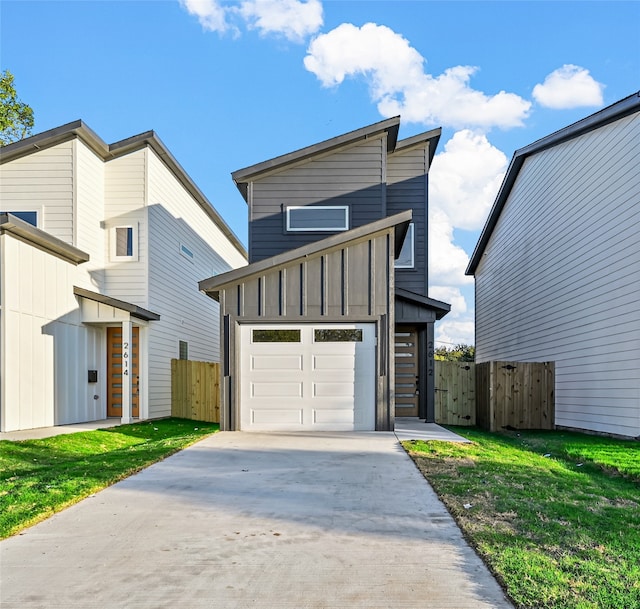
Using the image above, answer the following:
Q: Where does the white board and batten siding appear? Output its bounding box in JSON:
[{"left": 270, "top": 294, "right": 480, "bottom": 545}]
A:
[
  {"left": 1, "top": 234, "right": 104, "bottom": 430},
  {"left": 145, "top": 149, "right": 247, "bottom": 419},
  {"left": 475, "top": 112, "right": 640, "bottom": 437}
]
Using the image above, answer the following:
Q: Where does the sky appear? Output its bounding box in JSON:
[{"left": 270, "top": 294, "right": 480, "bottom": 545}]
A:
[{"left": 2, "top": 0, "right": 639, "bottom": 347}]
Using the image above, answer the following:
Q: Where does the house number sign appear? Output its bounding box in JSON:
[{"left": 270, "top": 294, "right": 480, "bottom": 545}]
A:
[{"left": 122, "top": 340, "right": 130, "bottom": 377}]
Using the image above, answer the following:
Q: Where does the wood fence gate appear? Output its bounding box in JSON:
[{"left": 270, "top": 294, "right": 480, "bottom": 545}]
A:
[
  {"left": 171, "top": 359, "right": 220, "bottom": 423},
  {"left": 434, "top": 361, "right": 476, "bottom": 426}
]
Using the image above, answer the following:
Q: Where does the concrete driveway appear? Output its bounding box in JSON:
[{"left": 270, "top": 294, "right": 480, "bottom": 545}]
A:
[{"left": 0, "top": 430, "right": 513, "bottom": 609}]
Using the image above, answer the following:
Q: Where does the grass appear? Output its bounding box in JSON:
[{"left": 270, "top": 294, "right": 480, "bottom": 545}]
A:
[
  {"left": 0, "top": 418, "right": 218, "bottom": 539},
  {"left": 403, "top": 428, "right": 640, "bottom": 609}
]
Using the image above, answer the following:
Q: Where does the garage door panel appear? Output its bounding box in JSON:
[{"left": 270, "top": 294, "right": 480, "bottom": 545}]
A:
[
  {"left": 251, "top": 408, "right": 303, "bottom": 425},
  {"left": 312, "top": 354, "right": 354, "bottom": 370},
  {"left": 250, "top": 381, "right": 303, "bottom": 398},
  {"left": 250, "top": 354, "right": 303, "bottom": 371},
  {"left": 313, "top": 409, "right": 354, "bottom": 424},
  {"left": 313, "top": 382, "right": 354, "bottom": 398}
]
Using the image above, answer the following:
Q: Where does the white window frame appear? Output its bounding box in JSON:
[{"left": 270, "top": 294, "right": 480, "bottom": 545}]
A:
[
  {"left": 395, "top": 223, "right": 415, "bottom": 269},
  {"left": 179, "top": 242, "right": 195, "bottom": 261},
  {"left": 110, "top": 224, "right": 138, "bottom": 261},
  {"left": 286, "top": 205, "right": 349, "bottom": 232}
]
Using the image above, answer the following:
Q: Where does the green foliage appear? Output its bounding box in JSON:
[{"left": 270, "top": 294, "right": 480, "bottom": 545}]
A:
[
  {"left": 434, "top": 343, "right": 475, "bottom": 362},
  {"left": 0, "top": 418, "right": 218, "bottom": 538},
  {"left": 0, "top": 69, "right": 34, "bottom": 146},
  {"left": 404, "top": 429, "right": 640, "bottom": 609}
]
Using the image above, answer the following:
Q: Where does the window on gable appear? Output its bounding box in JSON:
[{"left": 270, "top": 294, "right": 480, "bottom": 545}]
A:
[
  {"left": 110, "top": 224, "right": 138, "bottom": 261},
  {"left": 1, "top": 211, "right": 38, "bottom": 226},
  {"left": 286, "top": 206, "right": 349, "bottom": 232},
  {"left": 395, "top": 223, "right": 414, "bottom": 269}
]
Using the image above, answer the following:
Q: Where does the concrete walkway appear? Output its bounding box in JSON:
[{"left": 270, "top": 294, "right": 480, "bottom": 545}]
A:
[{"left": 0, "top": 428, "right": 511, "bottom": 609}]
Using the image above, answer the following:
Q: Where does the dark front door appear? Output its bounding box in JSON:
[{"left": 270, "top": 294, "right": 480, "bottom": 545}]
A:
[{"left": 395, "top": 326, "right": 419, "bottom": 417}]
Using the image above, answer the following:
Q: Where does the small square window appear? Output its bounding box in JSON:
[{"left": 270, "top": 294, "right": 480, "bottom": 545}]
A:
[
  {"left": 286, "top": 206, "right": 349, "bottom": 232},
  {"left": 395, "top": 223, "right": 414, "bottom": 269},
  {"left": 110, "top": 224, "right": 138, "bottom": 261},
  {"left": 179, "top": 341, "right": 188, "bottom": 360}
]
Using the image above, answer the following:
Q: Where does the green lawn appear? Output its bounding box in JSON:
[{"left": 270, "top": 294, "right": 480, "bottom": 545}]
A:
[
  {"left": 0, "top": 418, "right": 218, "bottom": 539},
  {"left": 404, "top": 428, "right": 640, "bottom": 609}
]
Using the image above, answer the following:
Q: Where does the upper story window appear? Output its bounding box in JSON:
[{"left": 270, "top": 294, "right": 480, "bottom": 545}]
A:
[
  {"left": 395, "top": 223, "right": 414, "bottom": 269},
  {"left": 180, "top": 243, "right": 195, "bottom": 261},
  {"left": 1, "top": 210, "right": 38, "bottom": 227},
  {"left": 110, "top": 224, "right": 138, "bottom": 261},
  {"left": 286, "top": 206, "right": 349, "bottom": 232}
]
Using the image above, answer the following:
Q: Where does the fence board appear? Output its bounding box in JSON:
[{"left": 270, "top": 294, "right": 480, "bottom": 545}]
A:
[
  {"left": 434, "top": 361, "right": 476, "bottom": 426},
  {"left": 171, "top": 359, "right": 220, "bottom": 423}
]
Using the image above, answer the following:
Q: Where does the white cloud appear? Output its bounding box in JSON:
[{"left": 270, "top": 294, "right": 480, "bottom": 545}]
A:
[
  {"left": 434, "top": 319, "right": 475, "bottom": 347},
  {"left": 304, "top": 22, "right": 531, "bottom": 130},
  {"left": 430, "top": 130, "right": 507, "bottom": 231},
  {"left": 179, "top": 0, "right": 233, "bottom": 34},
  {"left": 533, "top": 65, "right": 604, "bottom": 109},
  {"left": 428, "top": 286, "right": 467, "bottom": 318},
  {"left": 240, "top": 0, "right": 323, "bottom": 42},
  {"left": 428, "top": 207, "right": 473, "bottom": 287}
]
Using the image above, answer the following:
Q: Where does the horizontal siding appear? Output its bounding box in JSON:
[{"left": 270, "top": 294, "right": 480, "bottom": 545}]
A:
[
  {"left": 145, "top": 152, "right": 246, "bottom": 419},
  {"left": 103, "top": 149, "right": 148, "bottom": 305},
  {"left": 474, "top": 111, "right": 640, "bottom": 437},
  {"left": 0, "top": 141, "right": 74, "bottom": 243},
  {"left": 388, "top": 147, "right": 428, "bottom": 295},
  {"left": 249, "top": 137, "right": 386, "bottom": 262}
]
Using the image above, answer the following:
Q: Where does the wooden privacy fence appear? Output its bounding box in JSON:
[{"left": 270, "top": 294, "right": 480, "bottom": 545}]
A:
[
  {"left": 476, "top": 361, "right": 555, "bottom": 432},
  {"left": 171, "top": 359, "right": 220, "bottom": 423},
  {"left": 434, "top": 361, "right": 476, "bottom": 426}
]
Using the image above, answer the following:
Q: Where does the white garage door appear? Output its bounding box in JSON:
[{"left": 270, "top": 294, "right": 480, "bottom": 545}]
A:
[{"left": 240, "top": 324, "right": 376, "bottom": 431}]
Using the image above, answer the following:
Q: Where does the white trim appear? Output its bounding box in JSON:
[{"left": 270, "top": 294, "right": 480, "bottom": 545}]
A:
[
  {"left": 109, "top": 223, "right": 139, "bottom": 261},
  {"left": 286, "top": 205, "right": 349, "bottom": 232},
  {"left": 395, "top": 223, "right": 414, "bottom": 268}
]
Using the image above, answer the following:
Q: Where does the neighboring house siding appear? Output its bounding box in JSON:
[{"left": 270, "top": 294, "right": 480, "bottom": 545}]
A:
[
  {"left": 475, "top": 112, "right": 640, "bottom": 437},
  {"left": 75, "top": 139, "right": 106, "bottom": 289},
  {"left": 0, "top": 141, "right": 74, "bottom": 242},
  {"left": 103, "top": 149, "right": 148, "bottom": 305},
  {"left": 249, "top": 137, "right": 387, "bottom": 262},
  {"left": 387, "top": 146, "right": 428, "bottom": 295},
  {"left": 145, "top": 151, "right": 247, "bottom": 418},
  {"left": 1, "top": 234, "right": 103, "bottom": 430}
]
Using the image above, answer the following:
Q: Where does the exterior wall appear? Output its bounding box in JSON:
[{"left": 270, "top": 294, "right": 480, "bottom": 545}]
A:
[
  {"left": 474, "top": 112, "right": 640, "bottom": 437},
  {"left": 217, "top": 230, "right": 396, "bottom": 431},
  {"left": 103, "top": 149, "right": 148, "bottom": 305},
  {"left": 0, "top": 233, "right": 104, "bottom": 431},
  {"left": 0, "top": 141, "right": 74, "bottom": 242},
  {"left": 387, "top": 146, "right": 428, "bottom": 295},
  {"left": 248, "top": 136, "right": 387, "bottom": 262},
  {"left": 145, "top": 151, "right": 247, "bottom": 419}
]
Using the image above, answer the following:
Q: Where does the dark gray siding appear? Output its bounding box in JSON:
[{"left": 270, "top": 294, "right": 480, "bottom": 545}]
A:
[
  {"left": 249, "top": 138, "right": 387, "bottom": 262},
  {"left": 387, "top": 146, "right": 428, "bottom": 295}
]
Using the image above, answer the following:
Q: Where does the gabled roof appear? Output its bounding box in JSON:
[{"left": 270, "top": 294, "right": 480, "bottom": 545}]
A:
[
  {"left": 395, "top": 288, "right": 451, "bottom": 320},
  {"left": 231, "top": 116, "right": 401, "bottom": 202},
  {"left": 466, "top": 91, "right": 640, "bottom": 275},
  {"left": 0, "top": 120, "right": 247, "bottom": 260},
  {"left": 393, "top": 127, "right": 442, "bottom": 167},
  {"left": 199, "top": 210, "right": 412, "bottom": 299},
  {"left": 0, "top": 213, "right": 89, "bottom": 264}
]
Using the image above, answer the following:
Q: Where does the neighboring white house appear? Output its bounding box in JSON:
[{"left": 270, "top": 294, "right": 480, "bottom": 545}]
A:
[
  {"left": 0, "top": 121, "right": 247, "bottom": 432},
  {"left": 466, "top": 92, "right": 640, "bottom": 438}
]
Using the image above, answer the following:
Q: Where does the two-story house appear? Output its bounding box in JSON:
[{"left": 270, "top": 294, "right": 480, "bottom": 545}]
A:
[
  {"left": 199, "top": 117, "right": 450, "bottom": 431},
  {"left": 0, "top": 121, "right": 247, "bottom": 432}
]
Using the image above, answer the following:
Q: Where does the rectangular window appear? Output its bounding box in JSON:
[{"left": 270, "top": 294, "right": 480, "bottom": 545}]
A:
[
  {"left": 252, "top": 329, "right": 301, "bottom": 343},
  {"left": 1, "top": 211, "right": 38, "bottom": 226},
  {"left": 179, "top": 341, "right": 188, "bottom": 360},
  {"left": 395, "top": 223, "right": 414, "bottom": 269},
  {"left": 286, "top": 206, "right": 349, "bottom": 232},
  {"left": 314, "top": 329, "right": 363, "bottom": 342},
  {"left": 110, "top": 224, "right": 138, "bottom": 261},
  {"left": 180, "top": 243, "right": 194, "bottom": 260}
]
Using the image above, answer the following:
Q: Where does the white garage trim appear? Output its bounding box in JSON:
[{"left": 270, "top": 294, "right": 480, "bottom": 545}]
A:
[{"left": 240, "top": 324, "right": 376, "bottom": 431}]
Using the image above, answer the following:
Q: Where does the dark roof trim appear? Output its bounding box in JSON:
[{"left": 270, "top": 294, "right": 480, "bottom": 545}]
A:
[
  {"left": 199, "top": 210, "right": 412, "bottom": 297},
  {"left": 0, "top": 121, "right": 247, "bottom": 260},
  {"left": 73, "top": 286, "right": 160, "bottom": 321},
  {"left": 395, "top": 288, "right": 451, "bottom": 320},
  {"left": 466, "top": 91, "right": 640, "bottom": 275},
  {"left": 231, "top": 116, "right": 401, "bottom": 202},
  {"left": 0, "top": 213, "right": 90, "bottom": 264},
  {"left": 393, "top": 127, "right": 442, "bottom": 167}
]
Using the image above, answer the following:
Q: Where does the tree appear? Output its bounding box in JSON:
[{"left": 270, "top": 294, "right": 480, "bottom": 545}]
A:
[
  {"left": 0, "top": 70, "right": 34, "bottom": 146},
  {"left": 434, "top": 344, "right": 475, "bottom": 362}
]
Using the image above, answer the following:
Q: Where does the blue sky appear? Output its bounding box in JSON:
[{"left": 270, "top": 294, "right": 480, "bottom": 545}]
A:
[{"left": 2, "top": 0, "right": 639, "bottom": 346}]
